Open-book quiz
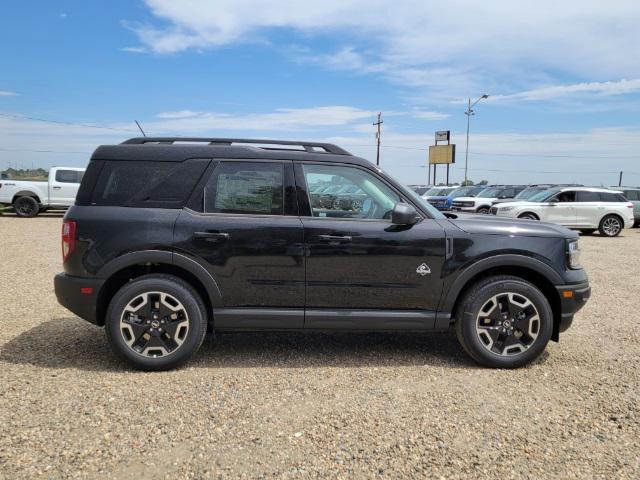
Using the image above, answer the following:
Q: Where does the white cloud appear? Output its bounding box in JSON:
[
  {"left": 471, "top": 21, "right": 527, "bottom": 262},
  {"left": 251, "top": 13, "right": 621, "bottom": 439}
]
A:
[
  {"left": 0, "top": 91, "right": 18, "bottom": 97},
  {"left": 491, "top": 79, "right": 640, "bottom": 102},
  {"left": 411, "top": 111, "right": 450, "bottom": 121},
  {"left": 125, "top": 0, "right": 640, "bottom": 101},
  {"left": 148, "top": 106, "right": 377, "bottom": 132}
]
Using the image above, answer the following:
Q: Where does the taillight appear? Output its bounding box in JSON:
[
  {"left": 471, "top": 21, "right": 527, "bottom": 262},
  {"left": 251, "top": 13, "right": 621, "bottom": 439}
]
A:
[
  {"left": 627, "top": 203, "right": 634, "bottom": 208},
  {"left": 62, "top": 220, "right": 77, "bottom": 262}
]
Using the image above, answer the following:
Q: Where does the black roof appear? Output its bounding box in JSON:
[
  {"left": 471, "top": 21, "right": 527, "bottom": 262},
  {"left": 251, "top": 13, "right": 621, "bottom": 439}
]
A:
[{"left": 91, "top": 137, "right": 373, "bottom": 167}]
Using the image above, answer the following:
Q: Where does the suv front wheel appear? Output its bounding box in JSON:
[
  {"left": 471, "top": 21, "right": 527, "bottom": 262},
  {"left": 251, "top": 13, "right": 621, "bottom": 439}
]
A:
[
  {"left": 105, "top": 274, "right": 208, "bottom": 371},
  {"left": 455, "top": 275, "right": 553, "bottom": 368}
]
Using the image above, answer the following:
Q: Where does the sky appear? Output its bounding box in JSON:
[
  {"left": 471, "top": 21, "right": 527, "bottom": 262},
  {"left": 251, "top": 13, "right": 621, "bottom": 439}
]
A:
[{"left": 1, "top": 0, "right": 640, "bottom": 186}]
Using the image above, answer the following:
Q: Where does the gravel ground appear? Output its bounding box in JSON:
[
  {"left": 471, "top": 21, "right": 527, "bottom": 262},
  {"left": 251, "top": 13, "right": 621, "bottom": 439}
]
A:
[{"left": 1, "top": 214, "right": 639, "bottom": 479}]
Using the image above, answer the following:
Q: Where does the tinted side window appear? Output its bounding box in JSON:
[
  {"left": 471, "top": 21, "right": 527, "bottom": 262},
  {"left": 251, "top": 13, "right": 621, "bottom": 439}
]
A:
[
  {"left": 90, "top": 160, "right": 208, "bottom": 207},
  {"left": 204, "top": 162, "right": 284, "bottom": 215},
  {"left": 577, "top": 191, "right": 600, "bottom": 202},
  {"left": 92, "top": 162, "right": 172, "bottom": 206},
  {"left": 55, "top": 170, "right": 81, "bottom": 183},
  {"left": 624, "top": 190, "right": 639, "bottom": 201},
  {"left": 600, "top": 192, "right": 626, "bottom": 202}
]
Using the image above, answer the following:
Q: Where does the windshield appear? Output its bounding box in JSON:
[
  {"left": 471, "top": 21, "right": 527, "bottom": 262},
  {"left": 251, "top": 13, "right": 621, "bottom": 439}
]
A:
[
  {"left": 528, "top": 187, "right": 562, "bottom": 202},
  {"left": 450, "top": 185, "right": 484, "bottom": 198},
  {"left": 515, "top": 187, "right": 547, "bottom": 200},
  {"left": 423, "top": 187, "right": 443, "bottom": 196},
  {"left": 477, "top": 187, "right": 503, "bottom": 198}
]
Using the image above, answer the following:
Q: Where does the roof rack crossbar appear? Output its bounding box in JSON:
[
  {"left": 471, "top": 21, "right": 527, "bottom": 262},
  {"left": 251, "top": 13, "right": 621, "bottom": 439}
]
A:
[{"left": 121, "top": 137, "right": 352, "bottom": 155}]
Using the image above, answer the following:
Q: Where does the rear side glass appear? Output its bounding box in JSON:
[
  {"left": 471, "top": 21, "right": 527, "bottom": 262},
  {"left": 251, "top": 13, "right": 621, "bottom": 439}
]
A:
[
  {"left": 90, "top": 159, "right": 209, "bottom": 208},
  {"left": 576, "top": 191, "right": 600, "bottom": 202},
  {"left": 204, "top": 161, "right": 284, "bottom": 215},
  {"left": 55, "top": 170, "right": 82, "bottom": 183},
  {"left": 599, "top": 192, "right": 626, "bottom": 202},
  {"left": 624, "top": 190, "right": 639, "bottom": 201}
]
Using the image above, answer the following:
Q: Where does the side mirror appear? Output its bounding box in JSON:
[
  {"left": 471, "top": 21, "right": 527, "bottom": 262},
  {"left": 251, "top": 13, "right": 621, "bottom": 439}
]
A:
[{"left": 392, "top": 202, "right": 418, "bottom": 225}]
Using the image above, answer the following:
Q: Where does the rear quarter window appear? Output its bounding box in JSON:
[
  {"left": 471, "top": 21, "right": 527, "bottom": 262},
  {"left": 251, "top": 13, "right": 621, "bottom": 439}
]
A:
[
  {"left": 55, "top": 170, "right": 83, "bottom": 183},
  {"left": 89, "top": 159, "right": 209, "bottom": 208},
  {"left": 599, "top": 192, "right": 627, "bottom": 202}
]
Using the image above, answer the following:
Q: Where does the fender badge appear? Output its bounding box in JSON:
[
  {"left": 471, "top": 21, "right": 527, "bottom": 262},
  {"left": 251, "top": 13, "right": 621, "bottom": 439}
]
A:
[{"left": 416, "top": 263, "right": 431, "bottom": 276}]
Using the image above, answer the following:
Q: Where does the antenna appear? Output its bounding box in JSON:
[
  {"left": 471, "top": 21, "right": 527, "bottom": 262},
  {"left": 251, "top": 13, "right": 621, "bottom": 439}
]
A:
[{"left": 134, "top": 120, "right": 147, "bottom": 137}]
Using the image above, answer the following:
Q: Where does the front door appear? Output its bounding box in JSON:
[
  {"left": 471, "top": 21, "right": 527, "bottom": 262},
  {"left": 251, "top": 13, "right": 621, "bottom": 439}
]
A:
[
  {"left": 544, "top": 190, "right": 577, "bottom": 226},
  {"left": 173, "top": 160, "right": 305, "bottom": 329},
  {"left": 296, "top": 162, "right": 446, "bottom": 329},
  {"left": 51, "top": 169, "right": 82, "bottom": 206}
]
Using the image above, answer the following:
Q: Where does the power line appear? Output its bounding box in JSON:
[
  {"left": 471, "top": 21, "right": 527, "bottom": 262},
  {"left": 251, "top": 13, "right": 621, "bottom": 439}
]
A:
[{"left": 0, "top": 112, "right": 137, "bottom": 132}]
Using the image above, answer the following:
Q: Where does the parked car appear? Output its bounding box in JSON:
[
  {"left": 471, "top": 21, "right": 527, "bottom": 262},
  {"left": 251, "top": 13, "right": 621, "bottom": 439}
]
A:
[
  {"left": 426, "top": 185, "right": 485, "bottom": 211},
  {"left": 0, "top": 167, "right": 85, "bottom": 217},
  {"left": 55, "top": 137, "right": 590, "bottom": 371},
  {"left": 423, "top": 185, "right": 459, "bottom": 210},
  {"left": 409, "top": 185, "right": 432, "bottom": 196},
  {"left": 610, "top": 187, "right": 640, "bottom": 227},
  {"left": 492, "top": 184, "right": 582, "bottom": 206},
  {"left": 491, "top": 186, "right": 634, "bottom": 237},
  {"left": 452, "top": 185, "right": 527, "bottom": 214}
]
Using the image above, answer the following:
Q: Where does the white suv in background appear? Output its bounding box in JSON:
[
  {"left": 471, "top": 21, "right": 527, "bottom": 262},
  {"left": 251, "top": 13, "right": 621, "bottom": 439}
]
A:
[
  {"left": 451, "top": 185, "right": 526, "bottom": 214},
  {"left": 491, "top": 186, "right": 634, "bottom": 237}
]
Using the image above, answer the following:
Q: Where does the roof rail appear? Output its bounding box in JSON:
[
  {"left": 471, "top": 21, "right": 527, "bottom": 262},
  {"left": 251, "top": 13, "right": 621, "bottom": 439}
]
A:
[{"left": 121, "top": 137, "right": 352, "bottom": 155}]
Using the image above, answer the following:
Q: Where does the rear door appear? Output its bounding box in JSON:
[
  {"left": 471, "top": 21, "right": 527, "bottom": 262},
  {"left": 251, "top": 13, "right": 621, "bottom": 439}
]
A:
[
  {"left": 50, "top": 169, "right": 82, "bottom": 206},
  {"left": 296, "top": 162, "right": 446, "bottom": 329},
  {"left": 575, "top": 190, "right": 601, "bottom": 227},
  {"left": 173, "top": 160, "right": 305, "bottom": 329}
]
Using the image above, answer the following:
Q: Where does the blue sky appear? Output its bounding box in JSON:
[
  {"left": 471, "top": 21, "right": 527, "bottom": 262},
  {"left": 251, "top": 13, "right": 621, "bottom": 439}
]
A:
[{"left": 1, "top": 0, "right": 640, "bottom": 185}]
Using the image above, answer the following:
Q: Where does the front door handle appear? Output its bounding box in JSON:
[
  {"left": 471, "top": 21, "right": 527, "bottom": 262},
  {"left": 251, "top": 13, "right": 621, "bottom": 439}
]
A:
[
  {"left": 317, "top": 234, "right": 352, "bottom": 243},
  {"left": 193, "top": 231, "right": 230, "bottom": 242}
]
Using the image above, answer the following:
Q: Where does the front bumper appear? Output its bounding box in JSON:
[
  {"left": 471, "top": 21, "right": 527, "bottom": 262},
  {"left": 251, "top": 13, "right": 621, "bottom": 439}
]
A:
[
  {"left": 451, "top": 206, "right": 476, "bottom": 212},
  {"left": 54, "top": 273, "right": 105, "bottom": 325},
  {"left": 555, "top": 281, "right": 591, "bottom": 334}
]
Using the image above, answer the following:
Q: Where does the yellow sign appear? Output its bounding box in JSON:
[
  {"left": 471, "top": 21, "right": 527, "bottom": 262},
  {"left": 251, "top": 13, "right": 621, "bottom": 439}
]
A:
[{"left": 429, "top": 144, "right": 456, "bottom": 164}]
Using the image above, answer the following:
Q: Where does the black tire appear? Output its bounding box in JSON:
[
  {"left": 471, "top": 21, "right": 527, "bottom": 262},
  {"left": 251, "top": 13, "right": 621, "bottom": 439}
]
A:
[
  {"left": 598, "top": 214, "right": 623, "bottom": 237},
  {"left": 518, "top": 212, "right": 539, "bottom": 220},
  {"left": 580, "top": 229, "right": 596, "bottom": 235},
  {"left": 455, "top": 275, "right": 553, "bottom": 368},
  {"left": 13, "top": 196, "right": 39, "bottom": 217},
  {"left": 105, "top": 274, "right": 208, "bottom": 371},
  {"left": 476, "top": 206, "right": 490, "bottom": 214}
]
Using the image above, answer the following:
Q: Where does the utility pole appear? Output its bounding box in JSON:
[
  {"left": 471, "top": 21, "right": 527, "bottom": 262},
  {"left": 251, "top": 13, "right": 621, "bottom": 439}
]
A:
[
  {"left": 619, "top": 171, "right": 623, "bottom": 186},
  {"left": 373, "top": 112, "right": 383, "bottom": 166},
  {"left": 464, "top": 94, "right": 489, "bottom": 184}
]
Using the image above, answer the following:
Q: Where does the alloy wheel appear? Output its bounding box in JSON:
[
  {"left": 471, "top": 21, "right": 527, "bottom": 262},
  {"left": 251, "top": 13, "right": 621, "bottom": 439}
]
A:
[
  {"left": 475, "top": 292, "right": 540, "bottom": 356},
  {"left": 119, "top": 291, "right": 189, "bottom": 358},
  {"left": 602, "top": 217, "right": 621, "bottom": 236}
]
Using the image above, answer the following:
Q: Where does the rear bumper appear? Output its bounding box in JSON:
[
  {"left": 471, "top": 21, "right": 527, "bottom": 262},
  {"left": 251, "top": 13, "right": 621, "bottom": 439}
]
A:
[
  {"left": 54, "top": 273, "right": 105, "bottom": 325},
  {"left": 555, "top": 281, "right": 591, "bottom": 333}
]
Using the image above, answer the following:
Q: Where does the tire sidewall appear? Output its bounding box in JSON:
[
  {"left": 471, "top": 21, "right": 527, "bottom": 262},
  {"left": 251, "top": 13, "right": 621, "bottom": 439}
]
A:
[
  {"left": 599, "top": 215, "right": 622, "bottom": 237},
  {"left": 459, "top": 278, "right": 553, "bottom": 368},
  {"left": 14, "top": 196, "right": 39, "bottom": 217},
  {"left": 477, "top": 206, "right": 490, "bottom": 214},
  {"left": 105, "top": 276, "right": 206, "bottom": 371}
]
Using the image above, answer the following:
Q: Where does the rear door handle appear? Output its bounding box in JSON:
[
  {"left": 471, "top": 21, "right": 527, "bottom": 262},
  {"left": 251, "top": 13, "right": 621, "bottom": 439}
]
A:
[
  {"left": 317, "top": 234, "right": 352, "bottom": 243},
  {"left": 193, "top": 231, "right": 230, "bottom": 241},
  {"left": 52, "top": 186, "right": 61, "bottom": 190}
]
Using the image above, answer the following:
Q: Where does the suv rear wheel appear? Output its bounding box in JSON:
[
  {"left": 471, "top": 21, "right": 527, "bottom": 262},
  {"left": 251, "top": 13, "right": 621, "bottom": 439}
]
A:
[
  {"left": 455, "top": 275, "right": 553, "bottom": 368},
  {"left": 598, "top": 215, "right": 623, "bottom": 237},
  {"left": 105, "top": 274, "right": 208, "bottom": 371}
]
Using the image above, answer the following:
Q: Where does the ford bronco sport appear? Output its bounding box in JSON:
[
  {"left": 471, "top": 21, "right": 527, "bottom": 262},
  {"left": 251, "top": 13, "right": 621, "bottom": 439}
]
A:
[{"left": 54, "top": 138, "right": 590, "bottom": 371}]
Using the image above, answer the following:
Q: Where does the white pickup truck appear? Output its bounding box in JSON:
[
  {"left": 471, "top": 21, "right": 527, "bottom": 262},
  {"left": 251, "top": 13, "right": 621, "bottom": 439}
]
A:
[{"left": 0, "top": 167, "right": 85, "bottom": 217}]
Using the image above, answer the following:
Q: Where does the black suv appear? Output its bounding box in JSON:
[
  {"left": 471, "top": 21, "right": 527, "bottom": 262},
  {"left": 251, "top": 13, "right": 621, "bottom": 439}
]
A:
[{"left": 55, "top": 138, "right": 590, "bottom": 370}]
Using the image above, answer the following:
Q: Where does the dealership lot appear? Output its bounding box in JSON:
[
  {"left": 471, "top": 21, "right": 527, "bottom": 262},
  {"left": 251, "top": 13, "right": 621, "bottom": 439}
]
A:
[{"left": 1, "top": 215, "right": 639, "bottom": 478}]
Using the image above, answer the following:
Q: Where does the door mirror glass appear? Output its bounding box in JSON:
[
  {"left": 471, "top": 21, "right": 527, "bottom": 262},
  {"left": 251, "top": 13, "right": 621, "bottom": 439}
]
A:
[{"left": 391, "top": 202, "right": 418, "bottom": 225}]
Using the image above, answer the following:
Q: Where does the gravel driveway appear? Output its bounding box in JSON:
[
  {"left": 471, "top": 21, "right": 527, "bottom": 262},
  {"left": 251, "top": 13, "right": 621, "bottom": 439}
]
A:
[{"left": 1, "top": 215, "right": 638, "bottom": 479}]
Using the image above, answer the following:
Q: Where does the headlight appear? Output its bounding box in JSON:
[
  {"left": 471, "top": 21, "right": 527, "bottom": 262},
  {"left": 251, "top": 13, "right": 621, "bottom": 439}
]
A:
[
  {"left": 567, "top": 240, "right": 581, "bottom": 269},
  {"left": 500, "top": 206, "right": 514, "bottom": 212}
]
